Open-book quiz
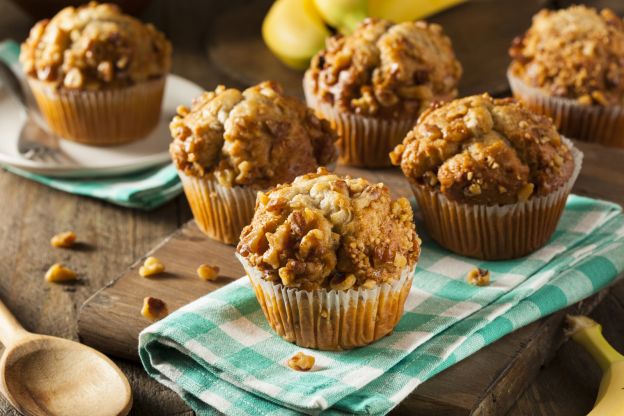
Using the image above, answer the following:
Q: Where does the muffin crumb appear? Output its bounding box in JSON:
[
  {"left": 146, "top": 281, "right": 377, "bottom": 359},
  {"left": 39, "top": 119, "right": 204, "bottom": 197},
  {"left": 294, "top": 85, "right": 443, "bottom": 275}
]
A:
[
  {"left": 237, "top": 168, "right": 420, "bottom": 290},
  {"left": 197, "top": 264, "right": 220, "bottom": 281},
  {"left": 20, "top": 2, "right": 171, "bottom": 89},
  {"left": 390, "top": 94, "right": 575, "bottom": 205},
  {"left": 45, "top": 263, "right": 77, "bottom": 283},
  {"left": 169, "top": 81, "right": 337, "bottom": 186},
  {"left": 509, "top": 5, "right": 624, "bottom": 105},
  {"left": 306, "top": 18, "right": 461, "bottom": 118},
  {"left": 287, "top": 352, "right": 315, "bottom": 371},
  {"left": 139, "top": 257, "right": 165, "bottom": 277},
  {"left": 141, "top": 297, "right": 169, "bottom": 322},
  {"left": 50, "top": 231, "right": 77, "bottom": 248},
  {"left": 467, "top": 268, "right": 490, "bottom": 286}
]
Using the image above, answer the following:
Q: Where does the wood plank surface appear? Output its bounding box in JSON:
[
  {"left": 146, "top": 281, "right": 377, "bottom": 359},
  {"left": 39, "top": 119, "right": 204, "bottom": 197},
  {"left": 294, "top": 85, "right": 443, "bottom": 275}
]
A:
[{"left": 78, "top": 140, "right": 624, "bottom": 415}]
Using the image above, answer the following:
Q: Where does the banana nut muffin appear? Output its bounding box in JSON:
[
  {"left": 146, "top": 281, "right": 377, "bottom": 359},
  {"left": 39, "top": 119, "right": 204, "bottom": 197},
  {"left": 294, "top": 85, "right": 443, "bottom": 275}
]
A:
[
  {"left": 237, "top": 168, "right": 421, "bottom": 291},
  {"left": 170, "top": 81, "right": 337, "bottom": 189},
  {"left": 20, "top": 1, "right": 171, "bottom": 90},
  {"left": 509, "top": 6, "right": 624, "bottom": 106},
  {"left": 306, "top": 18, "right": 462, "bottom": 118},
  {"left": 390, "top": 94, "right": 575, "bottom": 205}
]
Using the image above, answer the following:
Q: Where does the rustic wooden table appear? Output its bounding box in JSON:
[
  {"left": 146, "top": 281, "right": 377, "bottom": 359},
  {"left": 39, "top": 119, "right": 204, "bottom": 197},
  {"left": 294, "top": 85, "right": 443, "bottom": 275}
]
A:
[{"left": 0, "top": 0, "right": 622, "bottom": 415}]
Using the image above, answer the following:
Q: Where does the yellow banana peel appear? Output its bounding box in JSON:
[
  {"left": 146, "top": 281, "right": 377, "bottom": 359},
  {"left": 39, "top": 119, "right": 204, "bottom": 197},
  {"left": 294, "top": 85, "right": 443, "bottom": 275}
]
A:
[
  {"left": 567, "top": 315, "right": 624, "bottom": 416},
  {"left": 369, "top": 0, "right": 465, "bottom": 22},
  {"left": 313, "top": 0, "right": 367, "bottom": 34},
  {"left": 262, "top": 0, "right": 466, "bottom": 69},
  {"left": 262, "top": 0, "right": 330, "bottom": 69}
]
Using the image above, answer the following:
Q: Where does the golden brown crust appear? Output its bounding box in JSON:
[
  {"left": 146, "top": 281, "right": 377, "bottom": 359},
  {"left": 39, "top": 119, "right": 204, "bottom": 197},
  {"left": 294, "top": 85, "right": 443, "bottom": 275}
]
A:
[
  {"left": 390, "top": 94, "right": 574, "bottom": 205},
  {"left": 509, "top": 6, "right": 624, "bottom": 106},
  {"left": 237, "top": 168, "right": 420, "bottom": 291},
  {"left": 20, "top": 2, "right": 171, "bottom": 90},
  {"left": 169, "top": 81, "right": 337, "bottom": 188},
  {"left": 306, "top": 18, "right": 461, "bottom": 118}
]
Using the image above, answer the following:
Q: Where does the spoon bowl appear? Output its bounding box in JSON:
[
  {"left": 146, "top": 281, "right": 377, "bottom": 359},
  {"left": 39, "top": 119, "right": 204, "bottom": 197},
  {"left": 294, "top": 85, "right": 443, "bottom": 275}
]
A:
[{"left": 0, "top": 300, "right": 132, "bottom": 416}]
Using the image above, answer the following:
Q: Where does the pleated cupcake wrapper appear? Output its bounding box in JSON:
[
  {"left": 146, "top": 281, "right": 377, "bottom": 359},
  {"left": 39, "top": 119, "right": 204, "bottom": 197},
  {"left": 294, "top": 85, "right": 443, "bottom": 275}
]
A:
[
  {"left": 27, "top": 77, "right": 166, "bottom": 145},
  {"left": 237, "top": 253, "right": 415, "bottom": 351},
  {"left": 508, "top": 71, "right": 624, "bottom": 148},
  {"left": 412, "top": 138, "right": 583, "bottom": 260},
  {"left": 303, "top": 73, "right": 418, "bottom": 168},
  {"left": 179, "top": 173, "right": 258, "bottom": 245}
]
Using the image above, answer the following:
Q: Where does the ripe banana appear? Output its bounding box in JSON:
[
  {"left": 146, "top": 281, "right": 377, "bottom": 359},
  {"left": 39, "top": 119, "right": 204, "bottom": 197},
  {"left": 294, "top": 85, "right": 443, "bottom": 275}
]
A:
[
  {"left": 368, "top": 0, "right": 465, "bottom": 23},
  {"left": 313, "top": 0, "right": 367, "bottom": 34},
  {"left": 567, "top": 315, "right": 624, "bottom": 416},
  {"left": 262, "top": 0, "right": 330, "bottom": 69},
  {"left": 262, "top": 0, "right": 467, "bottom": 69}
]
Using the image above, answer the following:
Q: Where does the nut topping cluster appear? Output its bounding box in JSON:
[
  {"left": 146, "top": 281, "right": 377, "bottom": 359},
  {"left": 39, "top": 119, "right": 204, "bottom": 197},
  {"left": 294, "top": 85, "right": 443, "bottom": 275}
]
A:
[{"left": 237, "top": 168, "right": 420, "bottom": 291}]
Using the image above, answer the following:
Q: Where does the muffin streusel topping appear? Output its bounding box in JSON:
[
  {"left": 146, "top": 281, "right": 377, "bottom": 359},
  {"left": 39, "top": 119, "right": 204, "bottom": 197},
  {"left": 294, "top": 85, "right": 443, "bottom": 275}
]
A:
[
  {"left": 390, "top": 94, "right": 575, "bottom": 205},
  {"left": 306, "top": 18, "right": 462, "bottom": 118},
  {"left": 170, "top": 81, "right": 337, "bottom": 188},
  {"left": 509, "top": 6, "right": 624, "bottom": 106},
  {"left": 237, "top": 168, "right": 420, "bottom": 291},
  {"left": 20, "top": 2, "right": 171, "bottom": 89}
]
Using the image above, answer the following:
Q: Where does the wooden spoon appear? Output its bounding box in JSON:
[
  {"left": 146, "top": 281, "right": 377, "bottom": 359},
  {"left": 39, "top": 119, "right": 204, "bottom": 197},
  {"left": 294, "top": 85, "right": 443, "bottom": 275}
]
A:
[{"left": 0, "top": 298, "right": 132, "bottom": 416}]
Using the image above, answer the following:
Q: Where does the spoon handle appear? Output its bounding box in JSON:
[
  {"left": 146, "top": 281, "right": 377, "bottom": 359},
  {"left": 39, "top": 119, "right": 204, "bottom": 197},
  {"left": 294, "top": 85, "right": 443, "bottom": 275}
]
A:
[{"left": 0, "top": 299, "right": 29, "bottom": 347}]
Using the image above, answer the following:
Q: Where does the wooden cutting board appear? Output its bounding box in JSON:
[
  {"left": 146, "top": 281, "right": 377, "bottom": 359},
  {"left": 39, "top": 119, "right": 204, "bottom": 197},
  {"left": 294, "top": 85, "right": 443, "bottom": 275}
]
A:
[{"left": 78, "top": 140, "right": 624, "bottom": 415}]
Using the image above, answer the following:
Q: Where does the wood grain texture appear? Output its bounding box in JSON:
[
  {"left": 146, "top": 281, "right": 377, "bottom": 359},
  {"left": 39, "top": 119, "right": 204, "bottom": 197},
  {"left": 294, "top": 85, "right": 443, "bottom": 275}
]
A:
[{"left": 78, "top": 140, "right": 624, "bottom": 415}]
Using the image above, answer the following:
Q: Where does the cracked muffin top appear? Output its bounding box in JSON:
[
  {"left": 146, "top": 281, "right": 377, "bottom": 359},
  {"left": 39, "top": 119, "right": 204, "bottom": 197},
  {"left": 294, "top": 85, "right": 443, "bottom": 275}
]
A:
[
  {"left": 169, "top": 81, "right": 337, "bottom": 189},
  {"left": 305, "top": 18, "right": 462, "bottom": 118},
  {"left": 20, "top": 2, "right": 171, "bottom": 90},
  {"left": 390, "top": 94, "right": 575, "bottom": 205},
  {"left": 237, "top": 168, "right": 420, "bottom": 291},
  {"left": 509, "top": 6, "right": 624, "bottom": 106}
]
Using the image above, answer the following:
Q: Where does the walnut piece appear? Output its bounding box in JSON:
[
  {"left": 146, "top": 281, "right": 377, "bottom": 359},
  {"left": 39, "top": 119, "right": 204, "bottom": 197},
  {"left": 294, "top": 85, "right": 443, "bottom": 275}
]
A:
[
  {"left": 287, "top": 352, "right": 315, "bottom": 372},
  {"left": 467, "top": 268, "right": 490, "bottom": 286},
  {"left": 50, "top": 231, "right": 77, "bottom": 248},
  {"left": 139, "top": 257, "right": 165, "bottom": 277},
  {"left": 45, "top": 263, "right": 77, "bottom": 283},
  {"left": 197, "top": 264, "right": 220, "bottom": 281},
  {"left": 141, "top": 297, "right": 169, "bottom": 322}
]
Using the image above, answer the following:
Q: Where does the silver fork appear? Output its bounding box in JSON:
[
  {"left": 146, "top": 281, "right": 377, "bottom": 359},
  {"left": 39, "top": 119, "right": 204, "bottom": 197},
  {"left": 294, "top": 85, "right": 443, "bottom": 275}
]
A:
[{"left": 0, "top": 60, "right": 73, "bottom": 164}]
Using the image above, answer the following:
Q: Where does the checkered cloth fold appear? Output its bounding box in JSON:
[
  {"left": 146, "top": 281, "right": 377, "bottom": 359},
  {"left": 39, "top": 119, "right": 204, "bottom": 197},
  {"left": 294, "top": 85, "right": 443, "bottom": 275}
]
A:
[{"left": 139, "top": 195, "right": 624, "bottom": 415}]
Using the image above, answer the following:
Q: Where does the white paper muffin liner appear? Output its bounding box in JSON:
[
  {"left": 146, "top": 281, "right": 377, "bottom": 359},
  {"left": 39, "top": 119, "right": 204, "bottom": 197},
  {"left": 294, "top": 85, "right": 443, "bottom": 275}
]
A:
[
  {"left": 508, "top": 71, "right": 624, "bottom": 148},
  {"left": 28, "top": 76, "right": 166, "bottom": 145},
  {"left": 236, "top": 253, "right": 415, "bottom": 350},
  {"left": 304, "top": 72, "right": 418, "bottom": 168},
  {"left": 179, "top": 173, "right": 258, "bottom": 245},
  {"left": 411, "top": 137, "right": 583, "bottom": 260}
]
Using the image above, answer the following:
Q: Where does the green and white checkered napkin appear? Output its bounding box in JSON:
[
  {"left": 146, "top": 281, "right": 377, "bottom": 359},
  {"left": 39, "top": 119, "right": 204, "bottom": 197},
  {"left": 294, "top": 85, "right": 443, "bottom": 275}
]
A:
[
  {"left": 140, "top": 200, "right": 624, "bottom": 414},
  {"left": 0, "top": 40, "right": 182, "bottom": 210}
]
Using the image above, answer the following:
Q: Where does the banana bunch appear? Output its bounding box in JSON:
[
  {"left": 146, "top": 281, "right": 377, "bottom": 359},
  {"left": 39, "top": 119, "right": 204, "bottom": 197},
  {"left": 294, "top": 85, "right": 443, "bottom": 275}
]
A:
[
  {"left": 262, "top": 0, "right": 465, "bottom": 69},
  {"left": 567, "top": 315, "right": 624, "bottom": 415}
]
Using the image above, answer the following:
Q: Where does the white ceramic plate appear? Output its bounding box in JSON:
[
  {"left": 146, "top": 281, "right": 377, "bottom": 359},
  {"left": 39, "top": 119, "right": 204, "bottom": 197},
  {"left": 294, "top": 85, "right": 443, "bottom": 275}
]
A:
[{"left": 0, "top": 74, "right": 203, "bottom": 178}]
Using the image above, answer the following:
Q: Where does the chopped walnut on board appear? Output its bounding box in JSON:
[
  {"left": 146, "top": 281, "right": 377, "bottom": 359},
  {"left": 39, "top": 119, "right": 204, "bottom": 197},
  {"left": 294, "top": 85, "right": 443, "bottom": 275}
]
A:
[{"left": 141, "top": 297, "right": 169, "bottom": 322}]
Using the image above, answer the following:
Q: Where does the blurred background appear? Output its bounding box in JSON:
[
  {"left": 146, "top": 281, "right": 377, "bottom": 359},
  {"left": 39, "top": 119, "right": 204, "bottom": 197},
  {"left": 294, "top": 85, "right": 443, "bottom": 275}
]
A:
[{"left": 3, "top": 0, "right": 623, "bottom": 100}]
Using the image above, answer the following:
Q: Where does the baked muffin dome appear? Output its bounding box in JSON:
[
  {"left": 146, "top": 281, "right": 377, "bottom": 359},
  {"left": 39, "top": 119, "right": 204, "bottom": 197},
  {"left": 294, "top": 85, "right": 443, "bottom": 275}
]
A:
[
  {"left": 390, "top": 94, "right": 575, "bottom": 205},
  {"left": 170, "top": 81, "right": 337, "bottom": 189},
  {"left": 237, "top": 168, "right": 420, "bottom": 291},
  {"left": 509, "top": 6, "right": 624, "bottom": 106},
  {"left": 20, "top": 2, "right": 171, "bottom": 90},
  {"left": 306, "top": 18, "right": 462, "bottom": 118}
]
